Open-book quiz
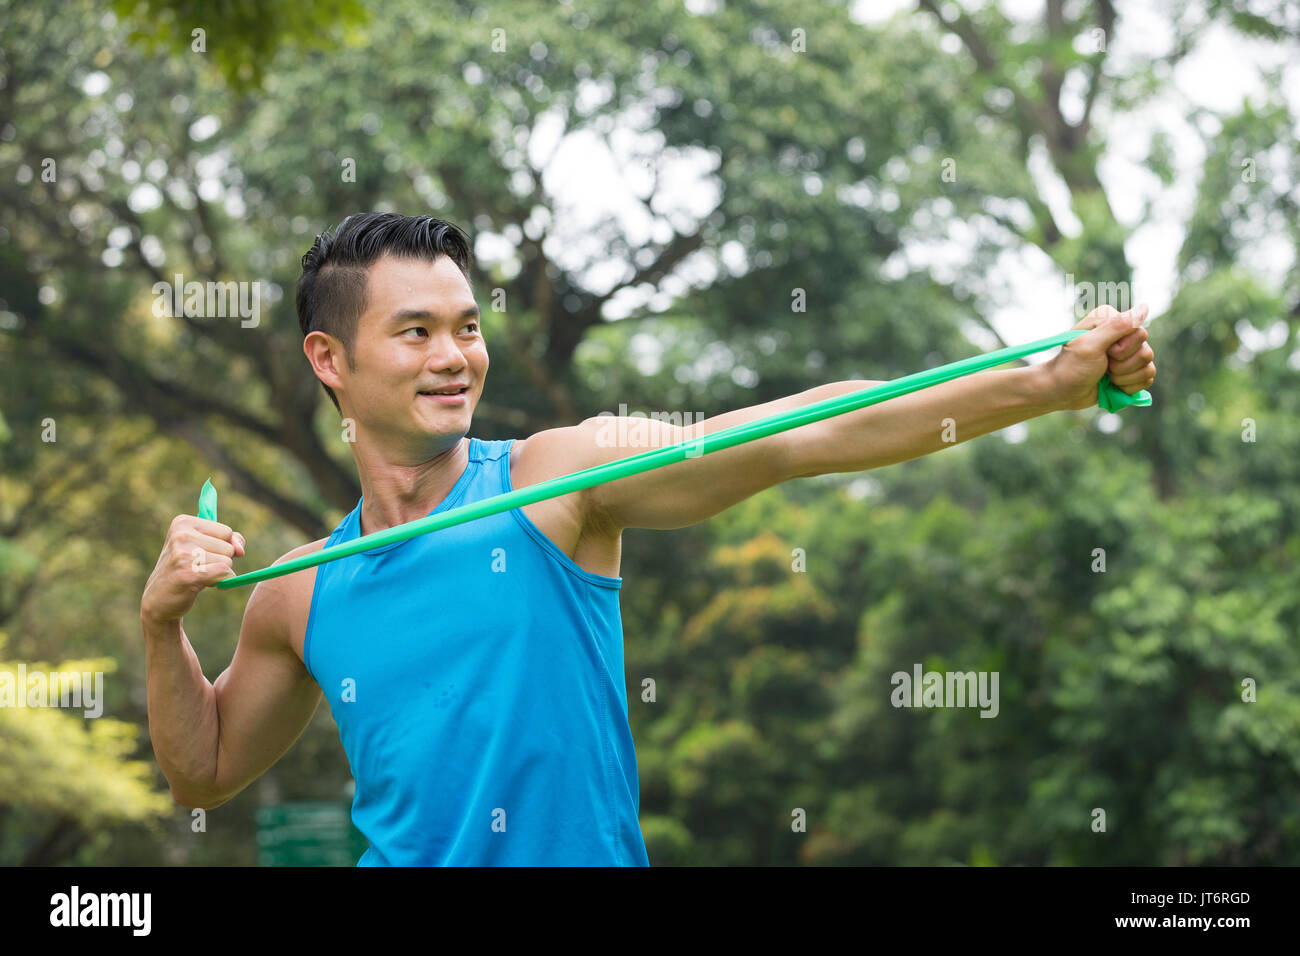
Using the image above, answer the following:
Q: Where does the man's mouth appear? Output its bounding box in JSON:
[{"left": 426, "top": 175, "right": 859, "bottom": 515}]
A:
[{"left": 417, "top": 385, "right": 469, "bottom": 405}]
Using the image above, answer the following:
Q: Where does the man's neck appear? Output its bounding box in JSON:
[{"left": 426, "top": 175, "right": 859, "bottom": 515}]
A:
[{"left": 352, "top": 434, "right": 470, "bottom": 536}]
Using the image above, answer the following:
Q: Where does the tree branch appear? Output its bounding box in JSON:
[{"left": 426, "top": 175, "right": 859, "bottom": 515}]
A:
[
  {"left": 1078, "top": 0, "right": 1116, "bottom": 143},
  {"left": 38, "top": 330, "right": 284, "bottom": 446},
  {"left": 169, "top": 420, "right": 328, "bottom": 539}
]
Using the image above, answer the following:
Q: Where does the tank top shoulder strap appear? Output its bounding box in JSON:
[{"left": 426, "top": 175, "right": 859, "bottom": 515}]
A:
[
  {"left": 327, "top": 437, "right": 512, "bottom": 547},
  {"left": 325, "top": 499, "right": 362, "bottom": 546},
  {"left": 468, "top": 436, "right": 516, "bottom": 496}
]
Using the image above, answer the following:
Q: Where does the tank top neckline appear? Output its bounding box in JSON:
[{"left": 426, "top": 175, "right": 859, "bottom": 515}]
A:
[{"left": 346, "top": 436, "right": 484, "bottom": 556}]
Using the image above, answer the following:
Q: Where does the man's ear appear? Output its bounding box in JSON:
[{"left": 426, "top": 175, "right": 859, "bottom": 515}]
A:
[{"left": 303, "top": 330, "right": 346, "bottom": 393}]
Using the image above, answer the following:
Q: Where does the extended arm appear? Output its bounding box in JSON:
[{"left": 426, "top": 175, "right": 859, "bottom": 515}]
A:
[
  {"left": 576, "top": 365, "right": 1050, "bottom": 531},
  {"left": 575, "top": 306, "right": 1154, "bottom": 531},
  {"left": 781, "top": 364, "right": 1057, "bottom": 478}
]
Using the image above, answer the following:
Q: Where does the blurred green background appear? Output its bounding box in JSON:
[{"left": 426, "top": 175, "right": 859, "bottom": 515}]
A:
[{"left": 1, "top": 0, "right": 1298, "bottom": 865}]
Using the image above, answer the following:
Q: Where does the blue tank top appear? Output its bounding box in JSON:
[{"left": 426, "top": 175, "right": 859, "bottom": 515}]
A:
[{"left": 303, "top": 437, "right": 649, "bottom": 866}]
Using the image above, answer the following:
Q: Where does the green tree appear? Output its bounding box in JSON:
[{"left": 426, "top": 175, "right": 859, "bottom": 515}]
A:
[{"left": 2, "top": 0, "right": 1297, "bottom": 865}]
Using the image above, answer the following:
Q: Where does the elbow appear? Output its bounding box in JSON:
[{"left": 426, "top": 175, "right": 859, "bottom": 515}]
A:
[
  {"left": 780, "top": 430, "right": 832, "bottom": 481},
  {"left": 168, "top": 787, "right": 208, "bottom": 811},
  {"left": 168, "top": 781, "right": 230, "bottom": 812},
  {"left": 169, "top": 788, "right": 206, "bottom": 811}
]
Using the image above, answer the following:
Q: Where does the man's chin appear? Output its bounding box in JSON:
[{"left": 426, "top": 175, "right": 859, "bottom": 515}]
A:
[{"left": 413, "top": 398, "right": 473, "bottom": 431}]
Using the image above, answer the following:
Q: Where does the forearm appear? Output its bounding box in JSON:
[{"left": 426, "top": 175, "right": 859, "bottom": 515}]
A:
[
  {"left": 790, "top": 365, "right": 1061, "bottom": 477},
  {"left": 142, "top": 614, "right": 221, "bottom": 805}
]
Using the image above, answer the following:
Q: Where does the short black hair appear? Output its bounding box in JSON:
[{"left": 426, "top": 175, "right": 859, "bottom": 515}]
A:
[{"left": 296, "top": 212, "right": 475, "bottom": 412}]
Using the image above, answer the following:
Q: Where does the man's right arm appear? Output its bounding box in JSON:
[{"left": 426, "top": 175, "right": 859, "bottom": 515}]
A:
[{"left": 141, "top": 517, "right": 323, "bottom": 809}]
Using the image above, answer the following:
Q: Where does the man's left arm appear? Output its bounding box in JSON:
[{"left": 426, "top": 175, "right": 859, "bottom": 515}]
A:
[
  {"left": 778, "top": 364, "right": 1061, "bottom": 478},
  {"left": 578, "top": 366, "right": 1046, "bottom": 532},
  {"left": 581, "top": 305, "right": 1154, "bottom": 532}
]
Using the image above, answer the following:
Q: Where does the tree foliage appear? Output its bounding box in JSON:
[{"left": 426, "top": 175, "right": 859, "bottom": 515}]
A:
[{"left": 1, "top": 0, "right": 1297, "bottom": 864}]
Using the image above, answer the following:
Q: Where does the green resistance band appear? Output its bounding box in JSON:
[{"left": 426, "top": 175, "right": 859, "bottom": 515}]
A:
[
  {"left": 198, "top": 478, "right": 218, "bottom": 522},
  {"left": 210, "top": 327, "right": 1150, "bottom": 590}
]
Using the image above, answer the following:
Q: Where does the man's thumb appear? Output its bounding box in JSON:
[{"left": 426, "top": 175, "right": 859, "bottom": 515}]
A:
[{"left": 1082, "top": 305, "right": 1148, "bottom": 351}]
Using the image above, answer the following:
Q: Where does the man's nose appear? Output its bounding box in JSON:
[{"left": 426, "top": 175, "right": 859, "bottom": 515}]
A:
[{"left": 424, "top": 334, "right": 466, "bottom": 372}]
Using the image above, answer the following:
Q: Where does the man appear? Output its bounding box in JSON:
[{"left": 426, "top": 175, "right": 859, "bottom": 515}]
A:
[{"left": 141, "top": 212, "right": 1156, "bottom": 866}]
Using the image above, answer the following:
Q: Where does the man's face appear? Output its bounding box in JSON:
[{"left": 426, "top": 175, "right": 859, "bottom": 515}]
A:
[{"left": 338, "top": 253, "right": 487, "bottom": 453}]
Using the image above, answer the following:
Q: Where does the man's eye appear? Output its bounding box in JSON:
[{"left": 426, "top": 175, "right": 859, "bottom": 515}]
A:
[
  {"left": 403, "top": 327, "right": 427, "bottom": 338},
  {"left": 460, "top": 322, "right": 479, "bottom": 334}
]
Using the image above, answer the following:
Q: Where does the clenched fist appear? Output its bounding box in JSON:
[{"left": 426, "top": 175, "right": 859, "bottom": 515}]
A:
[
  {"left": 141, "top": 515, "right": 246, "bottom": 626},
  {"left": 1045, "top": 304, "right": 1157, "bottom": 412}
]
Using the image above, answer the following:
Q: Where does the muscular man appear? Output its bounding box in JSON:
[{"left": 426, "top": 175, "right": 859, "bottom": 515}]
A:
[{"left": 140, "top": 212, "right": 1156, "bottom": 866}]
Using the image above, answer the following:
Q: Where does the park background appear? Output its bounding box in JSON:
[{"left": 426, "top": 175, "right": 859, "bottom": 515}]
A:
[{"left": 1, "top": 0, "right": 1298, "bottom": 865}]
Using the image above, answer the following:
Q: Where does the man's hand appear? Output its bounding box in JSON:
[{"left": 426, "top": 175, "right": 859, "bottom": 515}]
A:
[
  {"left": 1045, "top": 304, "right": 1157, "bottom": 411},
  {"left": 141, "top": 515, "right": 246, "bottom": 626}
]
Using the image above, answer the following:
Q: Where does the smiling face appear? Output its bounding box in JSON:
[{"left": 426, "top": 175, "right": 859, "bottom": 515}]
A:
[{"left": 328, "top": 253, "right": 487, "bottom": 453}]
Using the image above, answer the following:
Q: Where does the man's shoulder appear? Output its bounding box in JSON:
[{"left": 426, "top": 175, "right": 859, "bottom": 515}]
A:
[
  {"left": 244, "top": 538, "right": 327, "bottom": 621},
  {"left": 280, "top": 537, "right": 330, "bottom": 558},
  {"left": 506, "top": 419, "right": 607, "bottom": 489},
  {"left": 267, "top": 538, "right": 329, "bottom": 595},
  {"left": 505, "top": 422, "right": 624, "bottom": 543},
  {"left": 241, "top": 538, "right": 330, "bottom": 658}
]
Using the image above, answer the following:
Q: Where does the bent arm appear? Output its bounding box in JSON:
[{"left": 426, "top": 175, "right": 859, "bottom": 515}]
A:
[
  {"left": 145, "top": 568, "right": 322, "bottom": 809},
  {"left": 143, "top": 613, "right": 224, "bottom": 806}
]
